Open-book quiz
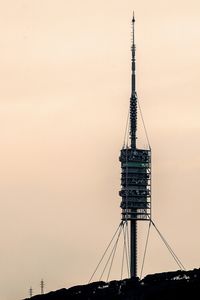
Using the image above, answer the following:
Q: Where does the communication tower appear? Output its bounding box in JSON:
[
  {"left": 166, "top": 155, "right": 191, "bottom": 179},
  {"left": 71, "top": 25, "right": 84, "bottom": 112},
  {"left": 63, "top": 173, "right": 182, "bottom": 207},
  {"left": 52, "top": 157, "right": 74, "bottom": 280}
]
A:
[
  {"left": 90, "top": 13, "right": 185, "bottom": 283},
  {"left": 119, "top": 13, "right": 151, "bottom": 278}
]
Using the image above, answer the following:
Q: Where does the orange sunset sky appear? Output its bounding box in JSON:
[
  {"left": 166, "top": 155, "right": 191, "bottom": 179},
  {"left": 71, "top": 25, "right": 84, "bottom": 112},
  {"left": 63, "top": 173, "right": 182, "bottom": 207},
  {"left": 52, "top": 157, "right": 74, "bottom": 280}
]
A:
[{"left": 0, "top": 1, "right": 200, "bottom": 299}]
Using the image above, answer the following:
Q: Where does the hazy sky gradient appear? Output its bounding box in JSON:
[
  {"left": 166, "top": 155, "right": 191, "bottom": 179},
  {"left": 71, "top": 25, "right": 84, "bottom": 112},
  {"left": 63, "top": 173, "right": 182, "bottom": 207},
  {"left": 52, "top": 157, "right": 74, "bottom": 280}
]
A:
[{"left": 1, "top": 1, "right": 200, "bottom": 299}]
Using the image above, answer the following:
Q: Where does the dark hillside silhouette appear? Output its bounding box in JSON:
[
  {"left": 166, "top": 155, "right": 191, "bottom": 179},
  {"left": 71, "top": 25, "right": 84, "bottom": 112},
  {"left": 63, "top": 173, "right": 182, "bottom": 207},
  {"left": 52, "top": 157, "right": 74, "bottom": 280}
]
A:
[{"left": 23, "top": 268, "right": 200, "bottom": 300}]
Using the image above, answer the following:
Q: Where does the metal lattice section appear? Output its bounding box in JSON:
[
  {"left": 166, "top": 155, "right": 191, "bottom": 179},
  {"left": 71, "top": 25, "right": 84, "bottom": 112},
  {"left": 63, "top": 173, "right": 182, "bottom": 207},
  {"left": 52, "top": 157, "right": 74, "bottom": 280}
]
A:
[
  {"left": 130, "top": 94, "right": 137, "bottom": 148},
  {"left": 119, "top": 148, "right": 151, "bottom": 221}
]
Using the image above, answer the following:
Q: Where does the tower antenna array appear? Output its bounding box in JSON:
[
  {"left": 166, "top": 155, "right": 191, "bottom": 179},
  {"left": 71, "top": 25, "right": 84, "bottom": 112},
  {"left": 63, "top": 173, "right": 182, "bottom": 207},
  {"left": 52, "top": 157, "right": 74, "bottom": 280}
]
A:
[{"left": 119, "top": 13, "right": 151, "bottom": 278}]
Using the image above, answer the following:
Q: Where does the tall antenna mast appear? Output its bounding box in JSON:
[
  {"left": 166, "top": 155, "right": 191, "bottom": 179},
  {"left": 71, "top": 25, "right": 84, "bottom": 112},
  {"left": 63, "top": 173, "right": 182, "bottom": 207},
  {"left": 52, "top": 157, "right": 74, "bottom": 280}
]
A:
[
  {"left": 130, "top": 11, "right": 137, "bottom": 149},
  {"left": 119, "top": 12, "right": 151, "bottom": 278}
]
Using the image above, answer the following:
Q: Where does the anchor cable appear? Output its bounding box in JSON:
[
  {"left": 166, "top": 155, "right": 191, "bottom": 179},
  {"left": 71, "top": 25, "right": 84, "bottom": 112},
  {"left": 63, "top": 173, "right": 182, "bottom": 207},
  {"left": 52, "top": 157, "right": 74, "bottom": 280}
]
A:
[
  {"left": 137, "top": 97, "right": 151, "bottom": 149},
  {"left": 88, "top": 222, "right": 122, "bottom": 283},
  {"left": 150, "top": 219, "right": 185, "bottom": 271},
  {"left": 106, "top": 225, "right": 122, "bottom": 282},
  {"left": 140, "top": 221, "right": 151, "bottom": 279}
]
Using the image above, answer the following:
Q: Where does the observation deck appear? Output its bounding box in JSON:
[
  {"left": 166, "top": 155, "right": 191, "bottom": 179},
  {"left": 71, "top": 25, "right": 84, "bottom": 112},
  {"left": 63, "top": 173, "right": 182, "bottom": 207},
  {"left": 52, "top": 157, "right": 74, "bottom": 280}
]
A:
[{"left": 119, "top": 148, "right": 151, "bottom": 221}]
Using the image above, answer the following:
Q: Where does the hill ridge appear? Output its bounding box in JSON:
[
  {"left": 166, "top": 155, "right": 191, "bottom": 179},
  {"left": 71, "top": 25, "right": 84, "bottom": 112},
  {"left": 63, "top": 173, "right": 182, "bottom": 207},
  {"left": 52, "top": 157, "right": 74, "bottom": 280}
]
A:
[{"left": 23, "top": 268, "right": 200, "bottom": 300}]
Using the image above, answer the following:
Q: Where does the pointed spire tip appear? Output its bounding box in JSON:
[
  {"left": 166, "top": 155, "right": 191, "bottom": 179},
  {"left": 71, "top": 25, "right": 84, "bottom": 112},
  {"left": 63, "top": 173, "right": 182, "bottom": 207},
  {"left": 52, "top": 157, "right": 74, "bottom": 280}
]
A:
[{"left": 132, "top": 10, "right": 135, "bottom": 22}]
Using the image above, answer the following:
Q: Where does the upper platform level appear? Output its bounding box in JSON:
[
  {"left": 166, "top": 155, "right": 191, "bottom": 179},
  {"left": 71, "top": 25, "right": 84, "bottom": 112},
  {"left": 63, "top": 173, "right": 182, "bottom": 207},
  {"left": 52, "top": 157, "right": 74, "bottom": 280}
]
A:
[{"left": 119, "top": 148, "right": 151, "bottom": 164}]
